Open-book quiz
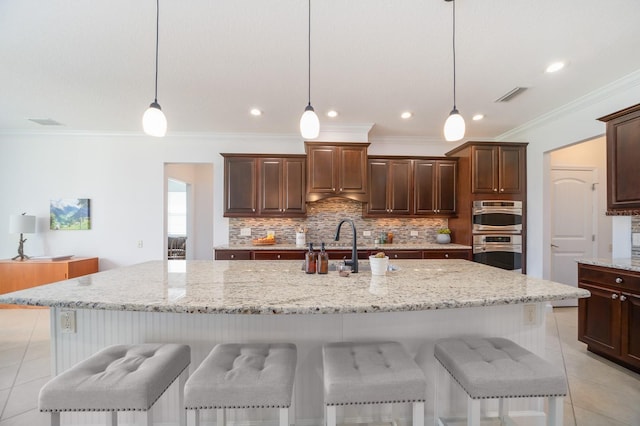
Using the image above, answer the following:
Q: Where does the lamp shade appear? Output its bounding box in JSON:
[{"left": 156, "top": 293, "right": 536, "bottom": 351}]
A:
[
  {"left": 300, "top": 105, "right": 320, "bottom": 139},
  {"left": 143, "top": 102, "right": 167, "bottom": 137},
  {"left": 9, "top": 215, "right": 36, "bottom": 234},
  {"left": 444, "top": 109, "right": 465, "bottom": 142}
]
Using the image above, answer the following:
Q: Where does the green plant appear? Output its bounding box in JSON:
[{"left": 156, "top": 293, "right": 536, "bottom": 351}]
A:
[{"left": 437, "top": 228, "right": 451, "bottom": 234}]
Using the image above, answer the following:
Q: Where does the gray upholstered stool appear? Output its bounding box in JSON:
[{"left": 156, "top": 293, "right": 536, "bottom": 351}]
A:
[
  {"left": 39, "top": 343, "right": 191, "bottom": 426},
  {"left": 434, "top": 337, "right": 567, "bottom": 426},
  {"left": 322, "top": 341, "right": 426, "bottom": 426},
  {"left": 184, "top": 343, "right": 297, "bottom": 426}
]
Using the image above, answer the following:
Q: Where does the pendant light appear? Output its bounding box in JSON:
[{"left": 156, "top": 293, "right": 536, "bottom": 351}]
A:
[
  {"left": 443, "top": 0, "right": 465, "bottom": 142},
  {"left": 142, "top": 0, "right": 167, "bottom": 137},
  {"left": 300, "top": 0, "right": 320, "bottom": 139}
]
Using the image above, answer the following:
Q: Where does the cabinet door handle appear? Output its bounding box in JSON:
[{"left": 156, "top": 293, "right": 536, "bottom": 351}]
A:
[
  {"left": 500, "top": 188, "right": 504, "bottom": 192},
  {"left": 339, "top": 188, "right": 343, "bottom": 192},
  {"left": 252, "top": 208, "right": 255, "bottom": 212},
  {"left": 332, "top": 187, "right": 336, "bottom": 191},
  {"left": 445, "top": 253, "right": 449, "bottom": 258},
  {"left": 277, "top": 254, "right": 281, "bottom": 259},
  {"left": 615, "top": 277, "right": 623, "bottom": 284},
  {"left": 394, "top": 254, "right": 398, "bottom": 259},
  {"left": 620, "top": 295, "right": 627, "bottom": 302},
  {"left": 493, "top": 188, "right": 498, "bottom": 192},
  {"left": 230, "top": 254, "right": 235, "bottom": 259},
  {"left": 612, "top": 293, "right": 618, "bottom": 299}
]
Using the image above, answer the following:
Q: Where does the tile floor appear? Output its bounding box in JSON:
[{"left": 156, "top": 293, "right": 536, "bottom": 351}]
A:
[{"left": 0, "top": 307, "right": 639, "bottom": 425}]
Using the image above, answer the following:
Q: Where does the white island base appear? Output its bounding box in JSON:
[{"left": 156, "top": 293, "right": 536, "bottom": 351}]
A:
[{"left": 50, "top": 303, "right": 551, "bottom": 426}]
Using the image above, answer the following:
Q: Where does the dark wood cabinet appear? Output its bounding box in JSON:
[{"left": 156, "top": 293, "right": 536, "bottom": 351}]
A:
[
  {"left": 578, "top": 263, "right": 640, "bottom": 372},
  {"left": 598, "top": 103, "right": 640, "bottom": 213},
  {"left": 252, "top": 251, "right": 305, "bottom": 260},
  {"left": 223, "top": 156, "right": 257, "bottom": 216},
  {"left": 422, "top": 250, "right": 471, "bottom": 260},
  {"left": 414, "top": 159, "right": 457, "bottom": 215},
  {"left": 223, "top": 154, "right": 306, "bottom": 217},
  {"left": 366, "top": 157, "right": 456, "bottom": 217},
  {"left": 305, "top": 142, "right": 369, "bottom": 202},
  {"left": 259, "top": 157, "right": 306, "bottom": 216},
  {"left": 367, "top": 159, "right": 412, "bottom": 216},
  {"left": 445, "top": 142, "right": 527, "bottom": 269},
  {"left": 214, "top": 250, "right": 252, "bottom": 260},
  {"left": 471, "top": 145, "right": 525, "bottom": 194}
]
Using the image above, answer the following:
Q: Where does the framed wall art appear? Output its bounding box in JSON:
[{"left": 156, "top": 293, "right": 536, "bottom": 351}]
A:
[{"left": 50, "top": 198, "right": 91, "bottom": 230}]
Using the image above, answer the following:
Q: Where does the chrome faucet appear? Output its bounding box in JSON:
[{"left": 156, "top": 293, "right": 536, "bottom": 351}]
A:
[{"left": 334, "top": 219, "right": 359, "bottom": 273}]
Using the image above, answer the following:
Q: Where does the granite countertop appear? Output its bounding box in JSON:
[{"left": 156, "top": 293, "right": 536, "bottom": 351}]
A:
[
  {"left": 215, "top": 243, "right": 472, "bottom": 251},
  {"left": 577, "top": 257, "right": 640, "bottom": 273},
  {"left": 0, "top": 259, "right": 589, "bottom": 314}
]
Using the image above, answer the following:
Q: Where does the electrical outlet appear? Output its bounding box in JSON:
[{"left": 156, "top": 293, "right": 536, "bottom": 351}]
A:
[
  {"left": 410, "top": 230, "right": 419, "bottom": 237},
  {"left": 523, "top": 304, "right": 537, "bottom": 325},
  {"left": 363, "top": 231, "right": 372, "bottom": 237},
  {"left": 60, "top": 310, "right": 76, "bottom": 333},
  {"left": 137, "top": 240, "right": 143, "bottom": 248},
  {"left": 240, "top": 228, "right": 251, "bottom": 236}
]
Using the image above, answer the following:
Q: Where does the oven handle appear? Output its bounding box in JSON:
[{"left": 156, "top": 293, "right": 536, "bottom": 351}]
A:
[
  {"left": 473, "top": 245, "right": 522, "bottom": 254},
  {"left": 473, "top": 208, "right": 523, "bottom": 215}
]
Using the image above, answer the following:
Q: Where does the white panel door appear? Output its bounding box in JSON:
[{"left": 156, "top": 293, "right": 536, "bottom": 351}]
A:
[{"left": 550, "top": 168, "right": 596, "bottom": 306}]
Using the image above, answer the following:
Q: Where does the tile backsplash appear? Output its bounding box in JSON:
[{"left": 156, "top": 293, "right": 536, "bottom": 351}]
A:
[
  {"left": 229, "top": 198, "right": 448, "bottom": 246},
  {"left": 632, "top": 216, "right": 640, "bottom": 258}
]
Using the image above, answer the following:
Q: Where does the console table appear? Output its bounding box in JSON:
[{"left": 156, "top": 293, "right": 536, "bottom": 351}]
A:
[{"left": 0, "top": 257, "right": 98, "bottom": 308}]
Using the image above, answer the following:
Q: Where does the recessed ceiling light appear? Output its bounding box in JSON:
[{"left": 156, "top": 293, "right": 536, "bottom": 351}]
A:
[
  {"left": 401, "top": 112, "right": 412, "bottom": 119},
  {"left": 250, "top": 108, "right": 262, "bottom": 116},
  {"left": 327, "top": 110, "right": 338, "bottom": 118},
  {"left": 472, "top": 114, "right": 484, "bottom": 121},
  {"left": 545, "top": 62, "right": 565, "bottom": 73}
]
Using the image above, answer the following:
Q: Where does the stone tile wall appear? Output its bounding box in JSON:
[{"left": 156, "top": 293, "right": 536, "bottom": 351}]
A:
[
  {"left": 228, "top": 198, "right": 448, "bottom": 246},
  {"left": 632, "top": 216, "right": 640, "bottom": 258}
]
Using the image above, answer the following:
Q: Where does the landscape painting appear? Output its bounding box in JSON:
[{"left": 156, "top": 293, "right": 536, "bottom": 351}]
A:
[{"left": 50, "top": 198, "right": 91, "bottom": 230}]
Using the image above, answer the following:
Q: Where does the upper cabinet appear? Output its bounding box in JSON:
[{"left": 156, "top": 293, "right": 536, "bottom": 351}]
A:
[
  {"left": 446, "top": 142, "right": 527, "bottom": 199},
  {"left": 223, "top": 156, "right": 257, "bottom": 215},
  {"left": 414, "top": 159, "right": 457, "bottom": 215},
  {"left": 367, "top": 159, "right": 412, "bottom": 215},
  {"left": 365, "top": 157, "right": 456, "bottom": 217},
  {"left": 305, "top": 142, "right": 369, "bottom": 202},
  {"left": 223, "top": 154, "right": 306, "bottom": 217},
  {"left": 471, "top": 144, "right": 525, "bottom": 194},
  {"left": 598, "top": 104, "right": 640, "bottom": 214}
]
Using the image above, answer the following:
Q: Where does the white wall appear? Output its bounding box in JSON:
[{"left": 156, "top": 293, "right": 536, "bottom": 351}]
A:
[
  {"left": 499, "top": 70, "right": 640, "bottom": 277},
  {"left": 0, "top": 131, "right": 453, "bottom": 270}
]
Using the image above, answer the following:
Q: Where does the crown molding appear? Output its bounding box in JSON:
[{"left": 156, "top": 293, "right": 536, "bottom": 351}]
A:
[{"left": 496, "top": 69, "right": 640, "bottom": 141}]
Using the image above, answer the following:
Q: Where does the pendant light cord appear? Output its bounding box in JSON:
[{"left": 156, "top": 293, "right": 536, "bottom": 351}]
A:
[
  {"left": 154, "top": 0, "right": 160, "bottom": 103},
  {"left": 451, "top": 0, "right": 457, "bottom": 109},
  {"left": 307, "top": 0, "right": 311, "bottom": 106}
]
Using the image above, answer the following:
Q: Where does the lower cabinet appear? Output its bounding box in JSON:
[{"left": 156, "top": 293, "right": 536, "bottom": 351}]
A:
[
  {"left": 578, "top": 263, "right": 640, "bottom": 372},
  {"left": 423, "top": 250, "right": 472, "bottom": 260},
  {"left": 214, "top": 250, "right": 251, "bottom": 260},
  {"left": 252, "top": 251, "right": 305, "bottom": 260}
]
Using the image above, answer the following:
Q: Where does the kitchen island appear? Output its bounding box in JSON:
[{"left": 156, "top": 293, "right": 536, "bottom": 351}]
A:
[{"left": 0, "top": 259, "right": 589, "bottom": 425}]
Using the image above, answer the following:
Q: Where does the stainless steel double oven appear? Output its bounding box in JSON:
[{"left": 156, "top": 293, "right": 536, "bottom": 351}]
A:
[{"left": 472, "top": 200, "right": 523, "bottom": 272}]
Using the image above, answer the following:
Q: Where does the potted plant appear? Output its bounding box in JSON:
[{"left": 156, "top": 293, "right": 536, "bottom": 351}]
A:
[{"left": 436, "top": 228, "right": 451, "bottom": 244}]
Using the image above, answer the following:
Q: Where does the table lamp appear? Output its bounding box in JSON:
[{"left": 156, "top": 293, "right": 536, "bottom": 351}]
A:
[{"left": 9, "top": 213, "right": 36, "bottom": 261}]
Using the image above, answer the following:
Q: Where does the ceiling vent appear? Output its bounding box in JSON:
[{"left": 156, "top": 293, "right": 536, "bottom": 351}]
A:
[
  {"left": 495, "top": 87, "right": 528, "bottom": 103},
  {"left": 28, "top": 118, "right": 63, "bottom": 126}
]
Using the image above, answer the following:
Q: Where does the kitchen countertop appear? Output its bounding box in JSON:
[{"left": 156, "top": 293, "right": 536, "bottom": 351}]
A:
[
  {"left": 215, "top": 242, "right": 472, "bottom": 251},
  {"left": 0, "top": 259, "right": 588, "bottom": 314},
  {"left": 577, "top": 257, "right": 640, "bottom": 273}
]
